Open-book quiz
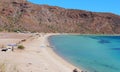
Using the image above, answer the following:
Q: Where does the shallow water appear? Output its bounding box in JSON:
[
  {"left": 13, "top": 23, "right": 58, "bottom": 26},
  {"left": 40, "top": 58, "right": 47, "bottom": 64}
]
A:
[{"left": 49, "top": 35, "right": 120, "bottom": 72}]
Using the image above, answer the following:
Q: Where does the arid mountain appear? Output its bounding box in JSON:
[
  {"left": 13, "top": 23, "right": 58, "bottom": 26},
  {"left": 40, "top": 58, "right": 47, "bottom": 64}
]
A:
[{"left": 0, "top": 0, "right": 120, "bottom": 34}]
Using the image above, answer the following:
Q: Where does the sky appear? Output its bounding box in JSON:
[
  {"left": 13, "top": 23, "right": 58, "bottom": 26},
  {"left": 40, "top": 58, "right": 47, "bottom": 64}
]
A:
[{"left": 28, "top": 0, "right": 120, "bottom": 15}]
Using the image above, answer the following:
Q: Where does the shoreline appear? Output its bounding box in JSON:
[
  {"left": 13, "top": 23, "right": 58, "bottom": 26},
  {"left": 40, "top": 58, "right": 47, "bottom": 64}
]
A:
[
  {"left": 52, "top": 33, "right": 120, "bottom": 36},
  {"left": 44, "top": 33, "right": 82, "bottom": 71}
]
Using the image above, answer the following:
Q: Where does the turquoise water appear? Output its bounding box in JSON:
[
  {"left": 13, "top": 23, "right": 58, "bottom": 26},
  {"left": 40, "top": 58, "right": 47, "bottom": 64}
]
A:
[{"left": 49, "top": 35, "right": 120, "bottom": 72}]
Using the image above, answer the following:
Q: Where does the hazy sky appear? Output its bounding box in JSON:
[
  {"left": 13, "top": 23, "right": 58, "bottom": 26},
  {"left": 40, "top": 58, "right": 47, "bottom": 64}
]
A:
[{"left": 28, "top": 0, "right": 120, "bottom": 15}]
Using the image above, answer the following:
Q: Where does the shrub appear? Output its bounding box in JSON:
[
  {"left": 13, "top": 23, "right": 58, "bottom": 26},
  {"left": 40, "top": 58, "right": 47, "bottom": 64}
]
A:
[
  {"left": 18, "top": 45, "right": 25, "bottom": 50},
  {"left": 0, "top": 63, "right": 6, "bottom": 72},
  {"left": 13, "top": 29, "right": 20, "bottom": 32},
  {"left": 0, "top": 28, "right": 3, "bottom": 32}
]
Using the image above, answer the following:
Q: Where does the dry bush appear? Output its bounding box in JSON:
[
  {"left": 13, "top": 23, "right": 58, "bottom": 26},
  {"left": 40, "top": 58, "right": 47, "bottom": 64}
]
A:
[{"left": 17, "top": 45, "right": 25, "bottom": 50}]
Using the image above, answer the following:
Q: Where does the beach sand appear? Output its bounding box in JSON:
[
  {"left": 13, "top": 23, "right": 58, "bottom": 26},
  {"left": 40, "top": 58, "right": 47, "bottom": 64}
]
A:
[{"left": 0, "top": 33, "right": 82, "bottom": 72}]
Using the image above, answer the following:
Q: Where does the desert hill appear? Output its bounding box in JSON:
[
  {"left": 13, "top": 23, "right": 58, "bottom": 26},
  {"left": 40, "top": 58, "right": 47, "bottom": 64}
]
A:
[{"left": 0, "top": 0, "right": 120, "bottom": 34}]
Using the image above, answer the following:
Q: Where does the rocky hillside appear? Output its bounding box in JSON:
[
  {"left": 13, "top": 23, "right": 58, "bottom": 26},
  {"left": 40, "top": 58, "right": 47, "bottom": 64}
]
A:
[{"left": 0, "top": 0, "right": 120, "bottom": 34}]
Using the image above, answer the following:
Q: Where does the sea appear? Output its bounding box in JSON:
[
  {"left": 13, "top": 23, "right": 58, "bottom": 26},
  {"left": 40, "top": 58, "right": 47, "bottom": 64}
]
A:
[{"left": 49, "top": 35, "right": 120, "bottom": 72}]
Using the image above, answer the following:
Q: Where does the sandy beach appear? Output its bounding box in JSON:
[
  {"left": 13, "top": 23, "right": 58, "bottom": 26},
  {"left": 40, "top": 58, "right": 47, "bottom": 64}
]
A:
[{"left": 0, "top": 33, "right": 82, "bottom": 72}]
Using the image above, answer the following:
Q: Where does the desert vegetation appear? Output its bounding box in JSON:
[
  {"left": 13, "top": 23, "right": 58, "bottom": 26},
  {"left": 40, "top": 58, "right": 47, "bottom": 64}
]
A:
[
  {"left": 0, "top": 63, "right": 6, "bottom": 72},
  {"left": 0, "top": 62, "right": 18, "bottom": 72},
  {"left": 17, "top": 45, "right": 25, "bottom": 50}
]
